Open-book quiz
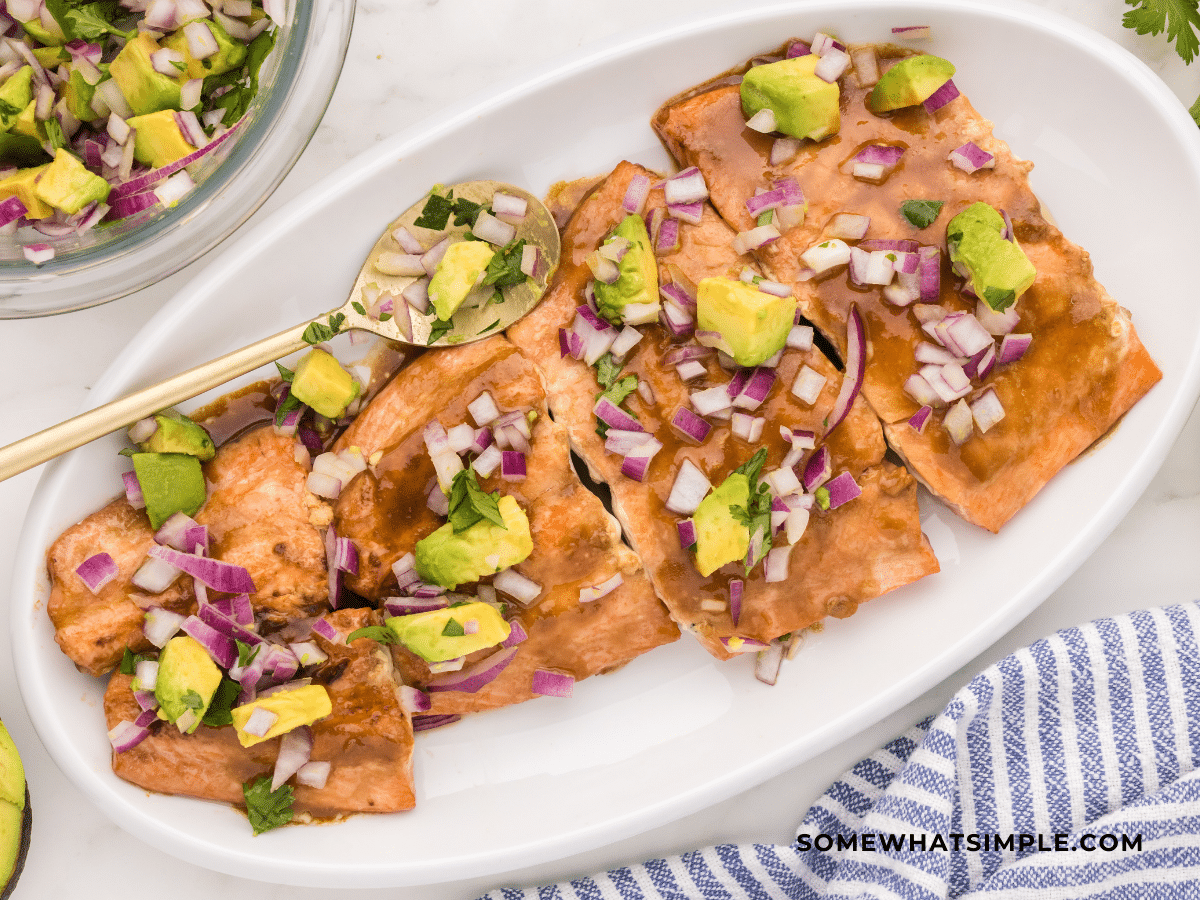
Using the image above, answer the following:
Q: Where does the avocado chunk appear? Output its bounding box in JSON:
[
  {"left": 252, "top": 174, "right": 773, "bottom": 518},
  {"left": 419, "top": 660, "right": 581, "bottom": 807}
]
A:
[
  {"left": 386, "top": 600, "right": 510, "bottom": 663},
  {"left": 231, "top": 684, "right": 332, "bottom": 748},
  {"left": 692, "top": 472, "right": 750, "bottom": 577},
  {"left": 695, "top": 276, "right": 797, "bottom": 367},
  {"left": 0, "top": 68, "right": 33, "bottom": 133},
  {"left": 0, "top": 721, "right": 26, "bottom": 898},
  {"left": 946, "top": 201, "right": 1036, "bottom": 311},
  {"left": 593, "top": 213, "right": 659, "bottom": 325},
  {"left": 154, "top": 635, "right": 223, "bottom": 734},
  {"left": 136, "top": 413, "right": 216, "bottom": 461},
  {"left": 414, "top": 494, "right": 533, "bottom": 589},
  {"left": 19, "top": 16, "right": 65, "bottom": 46},
  {"left": 289, "top": 347, "right": 361, "bottom": 420},
  {"left": 162, "top": 17, "right": 247, "bottom": 80},
  {"left": 0, "top": 164, "right": 51, "bottom": 219},
  {"left": 10, "top": 100, "right": 44, "bottom": 143},
  {"left": 127, "top": 109, "right": 198, "bottom": 169},
  {"left": 427, "top": 240, "right": 496, "bottom": 321},
  {"left": 110, "top": 32, "right": 183, "bottom": 116},
  {"left": 740, "top": 54, "right": 841, "bottom": 141},
  {"left": 868, "top": 54, "right": 956, "bottom": 113},
  {"left": 130, "top": 452, "right": 207, "bottom": 530},
  {"left": 62, "top": 67, "right": 104, "bottom": 123},
  {"left": 34, "top": 149, "right": 111, "bottom": 214}
]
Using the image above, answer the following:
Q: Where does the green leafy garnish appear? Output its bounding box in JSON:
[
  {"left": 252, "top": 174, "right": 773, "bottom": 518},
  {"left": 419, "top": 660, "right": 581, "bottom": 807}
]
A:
[
  {"left": 594, "top": 352, "right": 624, "bottom": 390},
  {"left": 211, "top": 28, "right": 276, "bottom": 126},
  {"left": 427, "top": 317, "right": 454, "bottom": 345},
  {"left": 274, "top": 390, "right": 303, "bottom": 428},
  {"left": 275, "top": 362, "right": 294, "bottom": 383},
  {"left": 482, "top": 238, "right": 528, "bottom": 288},
  {"left": 201, "top": 678, "right": 241, "bottom": 727},
  {"left": 236, "top": 640, "right": 260, "bottom": 668},
  {"left": 983, "top": 286, "right": 1016, "bottom": 311},
  {"left": 346, "top": 624, "right": 400, "bottom": 645},
  {"left": 728, "top": 448, "right": 773, "bottom": 573},
  {"left": 351, "top": 300, "right": 366, "bottom": 315},
  {"left": 119, "top": 647, "right": 152, "bottom": 676},
  {"left": 302, "top": 313, "right": 345, "bottom": 345},
  {"left": 900, "top": 199, "right": 944, "bottom": 229},
  {"left": 180, "top": 689, "right": 204, "bottom": 711},
  {"left": 414, "top": 191, "right": 454, "bottom": 230},
  {"left": 1123, "top": 0, "right": 1200, "bottom": 64},
  {"left": 44, "top": 118, "right": 65, "bottom": 151},
  {"left": 45, "top": 0, "right": 133, "bottom": 42},
  {"left": 479, "top": 318, "right": 502, "bottom": 334},
  {"left": 446, "top": 468, "right": 506, "bottom": 534},
  {"left": 243, "top": 776, "right": 293, "bottom": 836},
  {"left": 441, "top": 618, "right": 466, "bottom": 637},
  {"left": 593, "top": 373, "right": 639, "bottom": 437},
  {"left": 0, "top": 100, "right": 20, "bottom": 120},
  {"left": 452, "top": 197, "right": 487, "bottom": 228}
]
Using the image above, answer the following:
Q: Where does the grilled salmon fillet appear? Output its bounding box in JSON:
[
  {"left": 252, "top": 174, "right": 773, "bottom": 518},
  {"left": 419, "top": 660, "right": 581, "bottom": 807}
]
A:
[
  {"left": 106, "top": 608, "right": 415, "bottom": 818},
  {"left": 47, "top": 427, "right": 330, "bottom": 676},
  {"left": 507, "top": 160, "right": 938, "bottom": 658},
  {"left": 653, "top": 42, "right": 1161, "bottom": 532},
  {"left": 332, "top": 335, "right": 679, "bottom": 714}
]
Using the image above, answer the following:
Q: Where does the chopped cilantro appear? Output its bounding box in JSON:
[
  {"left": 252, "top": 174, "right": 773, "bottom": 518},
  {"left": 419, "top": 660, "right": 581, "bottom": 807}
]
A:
[
  {"left": 275, "top": 362, "right": 294, "bottom": 383},
  {"left": 379, "top": 312, "right": 394, "bottom": 322},
  {"left": 983, "top": 286, "right": 1016, "bottom": 311},
  {"left": 119, "top": 647, "right": 151, "bottom": 676},
  {"left": 479, "top": 318, "right": 502, "bottom": 334},
  {"left": 446, "top": 468, "right": 506, "bottom": 534},
  {"left": 414, "top": 191, "right": 454, "bottom": 230},
  {"left": 201, "top": 678, "right": 241, "bottom": 727},
  {"left": 346, "top": 624, "right": 400, "bottom": 645},
  {"left": 274, "top": 390, "right": 303, "bottom": 428},
  {"left": 180, "top": 689, "right": 204, "bottom": 711},
  {"left": 46, "top": 0, "right": 133, "bottom": 42},
  {"left": 243, "top": 776, "right": 293, "bottom": 835},
  {"left": 452, "top": 197, "right": 487, "bottom": 228},
  {"left": 427, "top": 318, "right": 454, "bottom": 345},
  {"left": 351, "top": 300, "right": 366, "bottom": 315},
  {"left": 1124, "top": 0, "right": 1200, "bottom": 63},
  {"left": 0, "top": 100, "right": 20, "bottom": 120},
  {"left": 900, "top": 199, "right": 944, "bottom": 229},
  {"left": 210, "top": 28, "right": 276, "bottom": 126},
  {"left": 236, "top": 640, "right": 259, "bottom": 668},
  {"left": 44, "top": 117, "right": 65, "bottom": 151},
  {"left": 482, "top": 238, "right": 528, "bottom": 288},
  {"left": 594, "top": 373, "right": 639, "bottom": 437},
  {"left": 728, "top": 448, "right": 773, "bottom": 573},
  {"left": 594, "top": 352, "right": 624, "bottom": 390},
  {"left": 441, "top": 618, "right": 466, "bottom": 637},
  {"left": 302, "top": 312, "right": 345, "bottom": 345}
]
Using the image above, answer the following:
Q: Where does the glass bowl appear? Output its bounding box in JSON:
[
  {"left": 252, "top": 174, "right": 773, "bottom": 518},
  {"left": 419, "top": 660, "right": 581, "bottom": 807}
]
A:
[{"left": 0, "top": 0, "right": 355, "bottom": 319}]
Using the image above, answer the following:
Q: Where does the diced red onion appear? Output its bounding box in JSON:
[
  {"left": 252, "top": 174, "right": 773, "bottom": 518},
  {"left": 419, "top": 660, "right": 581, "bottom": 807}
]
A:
[
  {"left": 664, "top": 166, "right": 708, "bottom": 205},
  {"left": 814, "top": 46, "right": 850, "bottom": 82},
  {"left": 108, "top": 720, "right": 151, "bottom": 753},
  {"left": 493, "top": 568, "right": 541, "bottom": 604},
  {"left": 690, "top": 385, "right": 732, "bottom": 417},
  {"left": 143, "top": 607, "right": 185, "bottom": 648},
  {"left": 270, "top": 725, "right": 313, "bottom": 791},
  {"left": 791, "top": 365, "right": 826, "bottom": 405},
  {"left": 803, "top": 446, "right": 831, "bottom": 492},
  {"left": 770, "top": 137, "right": 801, "bottom": 165},
  {"left": 491, "top": 191, "right": 528, "bottom": 221},
  {"left": 824, "top": 472, "right": 861, "bottom": 509},
  {"left": 22, "top": 243, "right": 53, "bottom": 265},
  {"left": 676, "top": 360, "right": 707, "bottom": 382},
  {"left": 731, "top": 223, "right": 780, "bottom": 254},
  {"left": 998, "top": 333, "right": 1032, "bottom": 364},
  {"left": 594, "top": 396, "right": 643, "bottom": 433},
  {"left": 970, "top": 388, "right": 1005, "bottom": 434},
  {"left": 677, "top": 518, "right": 697, "bottom": 549},
  {"left": 800, "top": 238, "right": 851, "bottom": 273},
  {"left": 851, "top": 46, "right": 879, "bottom": 86},
  {"left": 923, "top": 78, "right": 959, "bottom": 113},
  {"left": 855, "top": 144, "right": 904, "bottom": 168},
  {"left": 108, "top": 116, "right": 244, "bottom": 202},
  {"left": 76, "top": 552, "right": 118, "bottom": 594},
  {"left": 532, "top": 669, "right": 574, "bottom": 697},
  {"left": 666, "top": 459, "right": 711, "bottom": 515},
  {"left": 181, "top": 615, "right": 237, "bottom": 669},
  {"left": 621, "top": 437, "right": 662, "bottom": 482},
  {"left": 661, "top": 299, "right": 695, "bottom": 336},
  {"left": 948, "top": 141, "right": 996, "bottom": 174},
  {"left": 399, "top": 685, "right": 431, "bottom": 714},
  {"left": 965, "top": 344, "right": 996, "bottom": 381},
  {"left": 764, "top": 545, "right": 791, "bottom": 582},
  {"left": 667, "top": 200, "right": 703, "bottom": 225},
  {"left": 132, "top": 555, "right": 181, "bottom": 594},
  {"left": 671, "top": 407, "right": 711, "bottom": 444},
  {"left": 291, "top": 759, "right": 329, "bottom": 789},
  {"left": 909, "top": 405, "right": 933, "bottom": 433},
  {"left": 622, "top": 174, "right": 650, "bottom": 215},
  {"left": 579, "top": 573, "right": 623, "bottom": 603},
  {"left": 943, "top": 399, "right": 975, "bottom": 445}
]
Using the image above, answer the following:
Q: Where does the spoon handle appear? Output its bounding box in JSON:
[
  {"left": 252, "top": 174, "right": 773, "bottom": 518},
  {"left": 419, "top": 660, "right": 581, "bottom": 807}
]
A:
[{"left": 0, "top": 318, "right": 319, "bottom": 482}]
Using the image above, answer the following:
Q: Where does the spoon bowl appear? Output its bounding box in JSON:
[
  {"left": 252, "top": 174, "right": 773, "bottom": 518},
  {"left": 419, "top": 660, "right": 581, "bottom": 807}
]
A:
[{"left": 0, "top": 180, "right": 561, "bottom": 482}]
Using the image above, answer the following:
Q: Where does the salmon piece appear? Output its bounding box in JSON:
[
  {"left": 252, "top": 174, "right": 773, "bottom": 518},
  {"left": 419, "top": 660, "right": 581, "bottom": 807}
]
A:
[
  {"left": 47, "top": 427, "right": 330, "bottom": 675},
  {"left": 106, "top": 608, "right": 415, "bottom": 818},
  {"left": 653, "top": 44, "right": 1161, "bottom": 532},
  {"left": 332, "top": 335, "right": 679, "bottom": 714},
  {"left": 196, "top": 426, "right": 330, "bottom": 629},
  {"left": 507, "top": 161, "right": 937, "bottom": 658},
  {"left": 47, "top": 498, "right": 194, "bottom": 676}
]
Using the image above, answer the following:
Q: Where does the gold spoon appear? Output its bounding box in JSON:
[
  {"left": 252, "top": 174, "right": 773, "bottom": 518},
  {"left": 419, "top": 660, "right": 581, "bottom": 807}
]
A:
[{"left": 0, "top": 180, "right": 560, "bottom": 482}]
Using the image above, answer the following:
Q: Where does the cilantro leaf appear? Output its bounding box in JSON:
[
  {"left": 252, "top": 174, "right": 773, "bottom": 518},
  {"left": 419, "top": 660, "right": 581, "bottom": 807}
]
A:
[
  {"left": 593, "top": 373, "right": 639, "bottom": 437},
  {"left": 180, "top": 689, "right": 204, "bottom": 711},
  {"left": 274, "top": 390, "right": 303, "bottom": 428},
  {"left": 983, "top": 285, "right": 1016, "bottom": 311},
  {"left": 441, "top": 618, "right": 465, "bottom": 637},
  {"left": 346, "top": 624, "right": 400, "bottom": 645},
  {"left": 275, "top": 362, "right": 294, "bottom": 383},
  {"left": 119, "top": 647, "right": 151, "bottom": 676},
  {"left": 479, "top": 318, "right": 501, "bottom": 334},
  {"left": 900, "top": 199, "right": 944, "bottom": 229},
  {"left": 1124, "top": 0, "right": 1200, "bottom": 64},
  {"left": 734, "top": 447, "right": 769, "bottom": 484},
  {"left": 44, "top": 117, "right": 65, "bottom": 151},
  {"left": 243, "top": 776, "right": 294, "bottom": 835},
  {"left": 414, "top": 191, "right": 454, "bottom": 230},
  {"left": 446, "top": 468, "right": 506, "bottom": 534},
  {"left": 452, "top": 197, "right": 487, "bottom": 227},
  {"left": 729, "top": 448, "right": 773, "bottom": 573},
  {"left": 1190, "top": 91, "right": 1200, "bottom": 126},
  {"left": 201, "top": 678, "right": 241, "bottom": 727},
  {"left": 211, "top": 27, "right": 276, "bottom": 126},
  {"left": 482, "top": 238, "right": 528, "bottom": 288},
  {"left": 236, "top": 640, "right": 260, "bottom": 668},
  {"left": 44, "top": 0, "right": 133, "bottom": 41},
  {"left": 302, "top": 313, "right": 345, "bottom": 345},
  {"left": 594, "top": 352, "right": 623, "bottom": 390},
  {"left": 427, "top": 318, "right": 454, "bottom": 345}
]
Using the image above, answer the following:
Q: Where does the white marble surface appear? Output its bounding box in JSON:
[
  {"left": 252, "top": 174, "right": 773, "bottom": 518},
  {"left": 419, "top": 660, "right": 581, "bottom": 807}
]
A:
[{"left": 2, "top": 0, "right": 1199, "bottom": 896}]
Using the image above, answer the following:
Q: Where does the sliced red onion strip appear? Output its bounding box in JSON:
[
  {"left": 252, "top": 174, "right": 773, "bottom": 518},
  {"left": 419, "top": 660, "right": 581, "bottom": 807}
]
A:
[
  {"left": 147, "top": 545, "right": 254, "bottom": 593},
  {"left": 413, "top": 714, "right": 461, "bottom": 732},
  {"left": 532, "top": 669, "right": 574, "bottom": 698},
  {"left": 108, "top": 116, "right": 244, "bottom": 201},
  {"left": 76, "top": 552, "right": 118, "bottom": 594},
  {"left": 197, "top": 601, "right": 261, "bottom": 647},
  {"left": 181, "top": 615, "right": 238, "bottom": 669},
  {"left": 427, "top": 646, "right": 519, "bottom": 693},
  {"left": 826, "top": 305, "right": 866, "bottom": 435},
  {"left": 909, "top": 405, "right": 933, "bottom": 433}
]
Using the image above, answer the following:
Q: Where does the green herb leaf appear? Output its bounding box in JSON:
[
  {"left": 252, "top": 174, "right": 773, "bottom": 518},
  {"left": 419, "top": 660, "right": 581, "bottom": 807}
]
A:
[
  {"left": 45, "top": 0, "right": 133, "bottom": 42},
  {"left": 427, "top": 318, "right": 454, "bottom": 345},
  {"left": 346, "top": 624, "right": 401, "bottom": 645},
  {"left": 1123, "top": 0, "right": 1200, "bottom": 64},
  {"left": 275, "top": 362, "right": 294, "bottom": 383},
  {"left": 274, "top": 390, "right": 303, "bottom": 428},
  {"left": 479, "top": 318, "right": 501, "bottom": 334},
  {"left": 210, "top": 27, "right": 276, "bottom": 126},
  {"left": 734, "top": 447, "right": 769, "bottom": 484},
  {"left": 236, "top": 640, "right": 259, "bottom": 668},
  {"left": 180, "top": 689, "right": 204, "bottom": 711},
  {"left": 594, "top": 352, "right": 623, "bottom": 390},
  {"left": 243, "top": 775, "right": 293, "bottom": 835},
  {"left": 900, "top": 199, "right": 944, "bottom": 229},
  {"left": 44, "top": 118, "right": 65, "bottom": 151},
  {"left": 1191, "top": 91, "right": 1200, "bottom": 126},
  {"left": 351, "top": 300, "right": 366, "bottom": 315},
  {"left": 201, "top": 678, "right": 241, "bottom": 727},
  {"left": 414, "top": 191, "right": 454, "bottom": 230},
  {"left": 482, "top": 238, "right": 528, "bottom": 288},
  {"left": 452, "top": 197, "right": 487, "bottom": 228},
  {"left": 119, "top": 647, "right": 151, "bottom": 676},
  {"left": 729, "top": 448, "right": 773, "bottom": 573},
  {"left": 302, "top": 313, "right": 345, "bottom": 345},
  {"left": 983, "top": 285, "right": 1016, "bottom": 311},
  {"left": 0, "top": 100, "right": 20, "bottom": 120},
  {"left": 446, "top": 468, "right": 506, "bottom": 534},
  {"left": 593, "top": 373, "right": 639, "bottom": 437},
  {"left": 441, "top": 618, "right": 465, "bottom": 637}
]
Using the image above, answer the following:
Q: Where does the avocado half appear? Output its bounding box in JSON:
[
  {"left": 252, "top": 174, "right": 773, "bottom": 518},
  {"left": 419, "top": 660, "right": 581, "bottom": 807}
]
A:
[{"left": 0, "top": 722, "right": 30, "bottom": 900}]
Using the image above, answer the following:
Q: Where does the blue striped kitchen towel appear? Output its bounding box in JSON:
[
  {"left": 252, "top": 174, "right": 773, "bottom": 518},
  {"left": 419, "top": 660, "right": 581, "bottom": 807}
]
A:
[{"left": 480, "top": 601, "right": 1200, "bottom": 899}]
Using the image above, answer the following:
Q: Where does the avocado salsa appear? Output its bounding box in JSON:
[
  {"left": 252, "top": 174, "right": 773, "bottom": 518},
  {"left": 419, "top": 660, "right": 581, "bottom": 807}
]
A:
[{"left": 0, "top": 0, "right": 280, "bottom": 261}]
